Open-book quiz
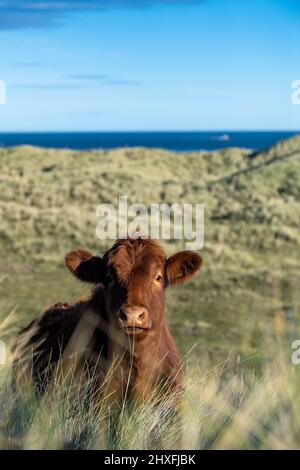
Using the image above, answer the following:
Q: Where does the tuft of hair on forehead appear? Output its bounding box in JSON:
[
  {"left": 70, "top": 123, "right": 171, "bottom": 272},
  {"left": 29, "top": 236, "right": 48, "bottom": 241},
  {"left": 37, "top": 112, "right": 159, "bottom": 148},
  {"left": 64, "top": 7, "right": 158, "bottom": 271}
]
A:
[{"left": 104, "top": 238, "right": 166, "bottom": 284}]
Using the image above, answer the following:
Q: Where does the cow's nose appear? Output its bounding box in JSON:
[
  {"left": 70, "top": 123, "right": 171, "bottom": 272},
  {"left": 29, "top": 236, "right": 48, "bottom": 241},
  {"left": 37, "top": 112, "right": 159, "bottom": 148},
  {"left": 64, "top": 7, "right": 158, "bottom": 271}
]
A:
[{"left": 119, "top": 305, "right": 147, "bottom": 327}]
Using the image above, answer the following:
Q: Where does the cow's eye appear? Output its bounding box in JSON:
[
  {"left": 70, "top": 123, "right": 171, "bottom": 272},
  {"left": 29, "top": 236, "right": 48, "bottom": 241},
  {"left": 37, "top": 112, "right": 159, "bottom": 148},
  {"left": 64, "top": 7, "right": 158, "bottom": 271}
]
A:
[{"left": 155, "top": 274, "right": 162, "bottom": 283}]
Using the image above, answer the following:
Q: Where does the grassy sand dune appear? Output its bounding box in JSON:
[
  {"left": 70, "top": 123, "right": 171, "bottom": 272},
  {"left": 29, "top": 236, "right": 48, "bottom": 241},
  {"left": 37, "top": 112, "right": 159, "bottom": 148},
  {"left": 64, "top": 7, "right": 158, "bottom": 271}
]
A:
[
  {"left": 1, "top": 135, "right": 300, "bottom": 449},
  {"left": 0, "top": 135, "right": 300, "bottom": 367}
]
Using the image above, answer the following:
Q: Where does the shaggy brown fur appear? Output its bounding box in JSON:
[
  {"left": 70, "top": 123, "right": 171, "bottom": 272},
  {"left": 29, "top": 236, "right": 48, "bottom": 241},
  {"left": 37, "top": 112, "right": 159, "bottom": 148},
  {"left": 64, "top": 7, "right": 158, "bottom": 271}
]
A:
[{"left": 13, "top": 238, "right": 202, "bottom": 406}]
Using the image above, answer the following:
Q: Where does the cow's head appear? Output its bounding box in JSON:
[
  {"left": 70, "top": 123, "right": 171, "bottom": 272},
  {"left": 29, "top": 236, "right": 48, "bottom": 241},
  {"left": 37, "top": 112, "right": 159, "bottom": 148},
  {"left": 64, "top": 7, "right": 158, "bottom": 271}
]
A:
[{"left": 65, "top": 238, "right": 202, "bottom": 338}]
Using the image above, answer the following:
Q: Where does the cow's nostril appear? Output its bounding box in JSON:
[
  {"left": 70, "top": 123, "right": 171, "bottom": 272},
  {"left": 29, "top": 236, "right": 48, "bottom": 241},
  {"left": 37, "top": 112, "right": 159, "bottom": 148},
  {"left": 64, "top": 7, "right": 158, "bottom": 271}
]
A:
[{"left": 120, "top": 305, "right": 148, "bottom": 327}]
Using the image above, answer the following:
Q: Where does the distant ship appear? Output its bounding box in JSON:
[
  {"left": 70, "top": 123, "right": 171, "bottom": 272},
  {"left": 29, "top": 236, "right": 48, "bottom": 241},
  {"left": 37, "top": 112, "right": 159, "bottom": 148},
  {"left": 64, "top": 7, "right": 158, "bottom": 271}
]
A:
[{"left": 211, "top": 133, "right": 231, "bottom": 142}]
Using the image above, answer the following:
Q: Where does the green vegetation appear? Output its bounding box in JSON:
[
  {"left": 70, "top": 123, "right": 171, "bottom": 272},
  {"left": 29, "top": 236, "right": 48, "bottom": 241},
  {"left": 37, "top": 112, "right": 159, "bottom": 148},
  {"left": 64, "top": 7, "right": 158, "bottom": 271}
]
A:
[
  {"left": 1, "top": 135, "right": 300, "bottom": 448},
  {"left": 1, "top": 136, "right": 300, "bottom": 366},
  {"left": 0, "top": 327, "right": 300, "bottom": 449}
]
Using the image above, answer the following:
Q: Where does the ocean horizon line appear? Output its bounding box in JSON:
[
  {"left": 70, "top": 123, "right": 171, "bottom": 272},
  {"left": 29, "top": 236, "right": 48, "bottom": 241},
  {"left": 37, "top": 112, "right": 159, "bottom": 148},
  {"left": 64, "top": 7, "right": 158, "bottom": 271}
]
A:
[{"left": 0, "top": 131, "right": 298, "bottom": 152}]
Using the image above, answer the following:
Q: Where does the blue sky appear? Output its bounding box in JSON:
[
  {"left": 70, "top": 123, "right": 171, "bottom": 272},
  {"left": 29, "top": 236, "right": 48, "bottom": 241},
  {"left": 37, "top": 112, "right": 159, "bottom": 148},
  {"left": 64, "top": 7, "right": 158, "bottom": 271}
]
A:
[{"left": 0, "top": 0, "right": 299, "bottom": 131}]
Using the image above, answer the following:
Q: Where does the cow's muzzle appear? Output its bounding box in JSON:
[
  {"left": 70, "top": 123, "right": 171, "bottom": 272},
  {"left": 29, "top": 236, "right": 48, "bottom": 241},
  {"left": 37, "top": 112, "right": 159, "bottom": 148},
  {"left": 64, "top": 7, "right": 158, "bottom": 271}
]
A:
[{"left": 118, "top": 304, "right": 150, "bottom": 335}]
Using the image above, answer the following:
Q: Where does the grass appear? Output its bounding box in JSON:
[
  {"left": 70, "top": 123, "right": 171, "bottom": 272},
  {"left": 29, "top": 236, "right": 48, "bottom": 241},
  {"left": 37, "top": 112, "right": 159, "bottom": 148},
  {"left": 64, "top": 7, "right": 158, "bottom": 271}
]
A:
[
  {"left": 1, "top": 329, "right": 300, "bottom": 449},
  {"left": 1, "top": 135, "right": 300, "bottom": 366},
  {"left": 1, "top": 303, "right": 300, "bottom": 450},
  {"left": 1, "top": 135, "right": 300, "bottom": 448}
]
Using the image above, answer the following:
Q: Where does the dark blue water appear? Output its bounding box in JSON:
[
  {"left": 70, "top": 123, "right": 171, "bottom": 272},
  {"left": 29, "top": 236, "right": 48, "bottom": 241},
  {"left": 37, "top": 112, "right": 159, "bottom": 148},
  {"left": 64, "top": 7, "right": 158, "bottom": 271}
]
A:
[{"left": 0, "top": 131, "right": 298, "bottom": 152}]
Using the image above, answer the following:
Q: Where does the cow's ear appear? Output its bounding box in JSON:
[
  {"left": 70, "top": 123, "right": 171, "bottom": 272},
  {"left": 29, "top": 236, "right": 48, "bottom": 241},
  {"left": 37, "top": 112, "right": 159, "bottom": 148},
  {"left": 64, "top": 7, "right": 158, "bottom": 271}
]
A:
[
  {"left": 166, "top": 251, "right": 202, "bottom": 287},
  {"left": 65, "top": 249, "right": 107, "bottom": 284}
]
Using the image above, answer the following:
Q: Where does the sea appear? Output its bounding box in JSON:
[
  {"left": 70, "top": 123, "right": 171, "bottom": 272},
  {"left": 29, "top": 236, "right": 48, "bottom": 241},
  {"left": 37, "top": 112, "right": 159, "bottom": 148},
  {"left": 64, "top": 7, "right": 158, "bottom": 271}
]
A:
[{"left": 0, "top": 131, "right": 298, "bottom": 152}]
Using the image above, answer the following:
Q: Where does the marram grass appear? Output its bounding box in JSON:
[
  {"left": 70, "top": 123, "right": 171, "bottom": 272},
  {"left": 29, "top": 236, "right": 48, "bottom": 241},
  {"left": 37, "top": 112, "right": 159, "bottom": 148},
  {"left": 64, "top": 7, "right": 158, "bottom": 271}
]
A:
[
  {"left": 1, "top": 309, "right": 300, "bottom": 450},
  {"left": 1, "top": 136, "right": 300, "bottom": 448}
]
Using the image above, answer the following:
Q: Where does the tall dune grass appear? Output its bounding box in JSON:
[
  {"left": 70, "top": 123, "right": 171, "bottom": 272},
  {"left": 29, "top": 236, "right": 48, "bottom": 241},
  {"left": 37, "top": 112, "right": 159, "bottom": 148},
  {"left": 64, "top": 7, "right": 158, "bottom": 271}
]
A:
[
  {"left": 1, "top": 307, "right": 300, "bottom": 450},
  {"left": 1, "top": 134, "right": 300, "bottom": 449}
]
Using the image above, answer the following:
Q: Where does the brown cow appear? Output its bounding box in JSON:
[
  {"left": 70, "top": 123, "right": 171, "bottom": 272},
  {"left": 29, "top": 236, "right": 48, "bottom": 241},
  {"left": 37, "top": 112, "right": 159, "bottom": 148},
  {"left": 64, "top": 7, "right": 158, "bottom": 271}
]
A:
[{"left": 13, "top": 238, "right": 202, "bottom": 409}]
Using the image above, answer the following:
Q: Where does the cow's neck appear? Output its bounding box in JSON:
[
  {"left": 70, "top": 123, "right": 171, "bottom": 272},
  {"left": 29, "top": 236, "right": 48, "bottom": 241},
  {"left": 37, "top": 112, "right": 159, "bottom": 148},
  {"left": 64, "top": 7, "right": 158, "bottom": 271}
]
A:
[
  {"left": 105, "top": 322, "right": 169, "bottom": 402},
  {"left": 89, "top": 288, "right": 172, "bottom": 400}
]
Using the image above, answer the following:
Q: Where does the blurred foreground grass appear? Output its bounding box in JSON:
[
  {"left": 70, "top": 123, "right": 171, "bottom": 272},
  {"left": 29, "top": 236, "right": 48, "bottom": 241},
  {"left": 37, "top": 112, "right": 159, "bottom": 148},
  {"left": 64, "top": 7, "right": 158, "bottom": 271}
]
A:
[{"left": 0, "top": 310, "right": 299, "bottom": 450}]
